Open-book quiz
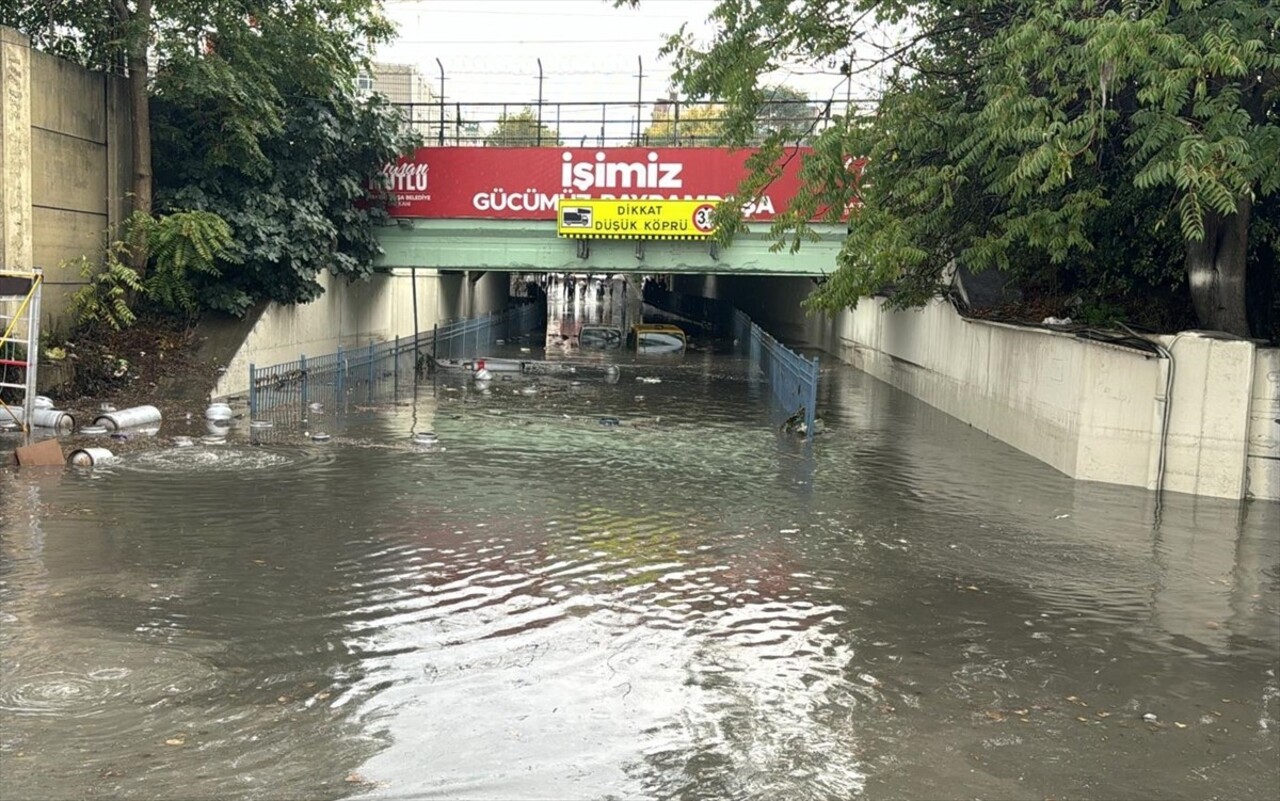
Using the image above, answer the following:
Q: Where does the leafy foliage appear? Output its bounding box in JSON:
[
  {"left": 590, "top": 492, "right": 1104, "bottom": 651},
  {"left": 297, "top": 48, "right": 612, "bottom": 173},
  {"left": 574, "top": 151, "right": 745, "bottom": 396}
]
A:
[
  {"left": 643, "top": 103, "right": 726, "bottom": 145},
  {"left": 7, "top": 1, "right": 410, "bottom": 316},
  {"left": 643, "top": 0, "right": 1280, "bottom": 337},
  {"left": 483, "top": 108, "right": 561, "bottom": 147},
  {"left": 65, "top": 209, "right": 236, "bottom": 329},
  {"left": 134, "top": 210, "right": 235, "bottom": 315},
  {"left": 69, "top": 248, "right": 145, "bottom": 332}
]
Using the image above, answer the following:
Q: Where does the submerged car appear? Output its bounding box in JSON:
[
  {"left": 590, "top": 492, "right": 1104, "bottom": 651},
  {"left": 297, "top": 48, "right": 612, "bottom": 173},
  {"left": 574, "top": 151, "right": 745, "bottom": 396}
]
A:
[
  {"left": 630, "top": 324, "right": 686, "bottom": 353},
  {"left": 580, "top": 325, "right": 623, "bottom": 349}
]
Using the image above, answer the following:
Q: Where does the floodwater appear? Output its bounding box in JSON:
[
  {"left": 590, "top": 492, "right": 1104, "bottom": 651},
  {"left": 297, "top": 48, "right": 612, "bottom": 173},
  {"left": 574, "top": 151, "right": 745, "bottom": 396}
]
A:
[{"left": 2, "top": 295, "right": 1278, "bottom": 801}]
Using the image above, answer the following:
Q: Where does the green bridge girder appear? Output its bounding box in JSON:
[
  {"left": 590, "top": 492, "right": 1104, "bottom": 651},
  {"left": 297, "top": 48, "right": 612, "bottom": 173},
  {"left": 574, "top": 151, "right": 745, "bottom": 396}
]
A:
[{"left": 374, "top": 219, "right": 842, "bottom": 276}]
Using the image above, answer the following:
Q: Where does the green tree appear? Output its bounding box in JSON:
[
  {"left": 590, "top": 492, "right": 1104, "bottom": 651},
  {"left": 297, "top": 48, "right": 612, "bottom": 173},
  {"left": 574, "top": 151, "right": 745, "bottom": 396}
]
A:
[
  {"left": 755, "top": 85, "right": 823, "bottom": 142},
  {"left": 5, "top": 1, "right": 396, "bottom": 275},
  {"left": 7, "top": 1, "right": 414, "bottom": 313},
  {"left": 636, "top": 0, "right": 1280, "bottom": 338},
  {"left": 643, "top": 102, "right": 725, "bottom": 145},
  {"left": 483, "top": 108, "right": 561, "bottom": 147}
]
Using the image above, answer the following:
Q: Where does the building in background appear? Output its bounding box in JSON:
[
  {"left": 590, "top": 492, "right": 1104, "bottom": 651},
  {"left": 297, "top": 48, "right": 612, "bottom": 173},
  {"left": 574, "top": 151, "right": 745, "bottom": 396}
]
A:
[{"left": 360, "top": 61, "right": 469, "bottom": 144}]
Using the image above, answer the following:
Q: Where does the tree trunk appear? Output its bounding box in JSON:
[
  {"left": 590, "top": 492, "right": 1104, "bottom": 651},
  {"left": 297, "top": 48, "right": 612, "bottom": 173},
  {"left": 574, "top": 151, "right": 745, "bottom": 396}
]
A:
[
  {"left": 1186, "top": 195, "right": 1252, "bottom": 337},
  {"left": 122, "top": 0, "right": 153, "bottom": 274}
]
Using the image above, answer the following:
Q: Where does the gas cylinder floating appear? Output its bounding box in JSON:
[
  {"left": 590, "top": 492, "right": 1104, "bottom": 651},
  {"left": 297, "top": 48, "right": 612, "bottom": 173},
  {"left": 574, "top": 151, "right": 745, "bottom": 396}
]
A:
[
  {"left": 68, "top": 447, "right": 114, "bottom": 467},
  {"left": 205, "top": 403, "right": 233, "bottom": 422},
  {"left": 1, "top": 406, "right": 76, "bottom": 432},
  {"left": 93, "top": 405, "right": 161, "bottom": 431}
]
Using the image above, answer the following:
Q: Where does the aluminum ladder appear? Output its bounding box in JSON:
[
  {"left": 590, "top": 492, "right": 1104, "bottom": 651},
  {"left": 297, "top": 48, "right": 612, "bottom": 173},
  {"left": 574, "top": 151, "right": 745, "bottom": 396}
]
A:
[{"left": 0, "top": 268, "right": 43, "bottom": 436}]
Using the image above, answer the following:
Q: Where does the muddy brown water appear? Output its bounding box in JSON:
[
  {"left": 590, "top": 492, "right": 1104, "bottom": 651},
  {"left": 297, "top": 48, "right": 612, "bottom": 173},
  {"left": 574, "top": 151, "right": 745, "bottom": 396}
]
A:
[{"left": 1, "top": 340, "right": 1277, "bottom": 801}]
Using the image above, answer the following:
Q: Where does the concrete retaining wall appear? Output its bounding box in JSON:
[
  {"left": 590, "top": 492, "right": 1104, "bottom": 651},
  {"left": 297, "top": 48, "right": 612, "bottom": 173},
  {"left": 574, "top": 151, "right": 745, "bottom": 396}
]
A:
[
  {"left": 211, "top": 269, "right": 510, "bottom": 399},
  {"left": 1, "top": 26, "right": 130, "bottom": 328},
  {"left": 677, "top": 274, "right": 1279, "bottom": 502}
]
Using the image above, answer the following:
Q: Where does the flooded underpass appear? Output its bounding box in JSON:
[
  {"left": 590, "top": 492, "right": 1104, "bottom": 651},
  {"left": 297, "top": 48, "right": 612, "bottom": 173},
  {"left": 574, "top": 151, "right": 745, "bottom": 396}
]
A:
[{"left": 2, "top": 284, "right": 1278, "bottom": 800}]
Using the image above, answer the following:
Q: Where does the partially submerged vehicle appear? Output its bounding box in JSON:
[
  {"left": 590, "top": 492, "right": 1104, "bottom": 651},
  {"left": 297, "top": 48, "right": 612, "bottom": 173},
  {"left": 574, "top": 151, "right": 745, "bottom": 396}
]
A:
[
  {"left": 580, "top": 325, "right": 623, "bottom": 349},
  {"left": 630, "top": 324, "right": 686, "bottom": 353}
]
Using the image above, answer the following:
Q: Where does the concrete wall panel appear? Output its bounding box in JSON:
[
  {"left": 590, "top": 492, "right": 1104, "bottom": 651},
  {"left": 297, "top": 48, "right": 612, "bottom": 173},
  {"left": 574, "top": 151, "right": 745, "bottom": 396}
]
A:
[
  {"left": 1247, "top": 348, "right": 1280, "bottom": 500},
  {"left": 32, "top": 205, "right": 104, "bottom": 271},
  {"left": 31, "top": 128, "right": 107, "bottom": 215},
  {"left": 29, "top": 49, "right": 104, "bottom": 142},
  {"left": 213, "top": 269, "right": 462, "bottom": 399}
]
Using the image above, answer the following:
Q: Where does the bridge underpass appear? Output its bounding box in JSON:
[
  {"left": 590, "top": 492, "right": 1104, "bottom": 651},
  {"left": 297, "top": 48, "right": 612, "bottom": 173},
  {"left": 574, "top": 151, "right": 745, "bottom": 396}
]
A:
[{"left": 374, "top": 219, "right": 843, "bottom": 277}]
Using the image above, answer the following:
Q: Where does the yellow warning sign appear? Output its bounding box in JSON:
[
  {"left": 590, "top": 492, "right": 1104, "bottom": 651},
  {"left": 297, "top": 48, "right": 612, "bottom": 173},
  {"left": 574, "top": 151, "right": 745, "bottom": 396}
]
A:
[{"left": 556, "top": 198, "right": 718, "bottom": 240}]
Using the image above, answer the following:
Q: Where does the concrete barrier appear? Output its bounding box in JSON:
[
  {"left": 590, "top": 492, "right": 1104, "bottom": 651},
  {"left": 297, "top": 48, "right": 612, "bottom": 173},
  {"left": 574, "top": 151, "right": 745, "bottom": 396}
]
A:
[
  {"left": 210, "top": 268, "right": 510, "bottom": 399},
  {"left": 823, "top": 298, "right": 1279, "bottom": 501},
  {"left": 673, "top": 274, "right": 1279, "bottom": 501}
]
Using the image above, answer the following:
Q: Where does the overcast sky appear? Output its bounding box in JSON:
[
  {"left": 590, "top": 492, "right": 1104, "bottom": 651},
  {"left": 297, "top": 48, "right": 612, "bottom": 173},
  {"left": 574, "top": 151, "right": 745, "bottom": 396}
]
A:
[{"left": 374, "top": 0, "right": 874, "bottom": 108}]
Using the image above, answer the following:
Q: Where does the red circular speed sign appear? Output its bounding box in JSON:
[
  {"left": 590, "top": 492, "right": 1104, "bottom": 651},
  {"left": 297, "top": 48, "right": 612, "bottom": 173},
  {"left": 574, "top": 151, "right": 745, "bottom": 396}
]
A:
[{"left": 692, "top": 203, "right": 717, "bottom": 233}]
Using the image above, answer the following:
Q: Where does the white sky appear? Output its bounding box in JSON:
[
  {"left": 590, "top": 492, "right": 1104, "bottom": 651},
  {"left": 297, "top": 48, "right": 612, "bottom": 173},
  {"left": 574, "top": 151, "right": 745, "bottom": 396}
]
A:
[{"left": 374, "top": 0, "right": 875, "bottom": 108}]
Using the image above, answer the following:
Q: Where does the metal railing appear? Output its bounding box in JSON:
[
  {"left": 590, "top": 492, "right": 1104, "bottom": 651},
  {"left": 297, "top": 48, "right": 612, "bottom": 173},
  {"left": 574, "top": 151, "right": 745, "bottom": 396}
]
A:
[
  {"left": 394, "top": 98, "right": 862, "bottom": 148},
  {"left": 732, "top": 309, "right": 820, "bottom": 440},
  {"left": 247, "top": 302, "right": 544, "bottom": 416},
  {"left": 643, "top": 284, "right": 820, "bottom": 438}
]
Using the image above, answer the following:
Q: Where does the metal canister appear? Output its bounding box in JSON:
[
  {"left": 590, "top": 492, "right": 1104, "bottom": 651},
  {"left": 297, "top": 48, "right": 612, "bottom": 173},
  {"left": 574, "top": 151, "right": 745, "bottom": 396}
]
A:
[
  {"left": 93, "top": 405, "right": 162, "bottom": 430},
  {"left": 34, "top": 396, "right": 54, "bottom": 409},
  {"left": 68, "top": 447, "right": 114, "bottom": 466},
  {"left": 8, "top": 407, "right": 76, "bottom": 431},
  {"left": 205, "top": 403, "right": 233, "bottom": 421}
]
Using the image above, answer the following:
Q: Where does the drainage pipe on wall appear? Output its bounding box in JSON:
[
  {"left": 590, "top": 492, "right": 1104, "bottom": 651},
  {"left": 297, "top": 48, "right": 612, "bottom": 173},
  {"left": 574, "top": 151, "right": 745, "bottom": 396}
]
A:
[{"left": 1121, "top": 323, "right": 1174, "bottom": 496}]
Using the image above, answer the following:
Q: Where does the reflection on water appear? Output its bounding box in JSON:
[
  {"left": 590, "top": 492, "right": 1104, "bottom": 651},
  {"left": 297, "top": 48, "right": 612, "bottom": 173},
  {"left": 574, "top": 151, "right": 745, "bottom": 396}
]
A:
[{"left": 1, "top": 328, "right": 1277, "bottom": 800}]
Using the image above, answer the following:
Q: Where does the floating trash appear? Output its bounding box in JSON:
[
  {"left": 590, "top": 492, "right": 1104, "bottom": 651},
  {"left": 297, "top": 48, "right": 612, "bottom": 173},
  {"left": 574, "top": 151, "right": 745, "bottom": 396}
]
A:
[
  {"left": 637, "top": 376, "right": 662, "bottom": 384},
  {"left": 310, "top": 432, "right": 331, "bottom": 443},
  {"left": 412, "top": 432, "right": 439, "bottom": 446},
  {"left": 68, "top": 447, "right": 113, "bottom": 467},
  {"left": 78, "top": 424, "right": 108, "bottom": 436},
  {"left": 98, "top": 402, "right": 117, "bottom": 413},
  {"left": 0, "top": 420, "right": 18, "bottom": 433},
  {"left": 518, "top": 385, "right": 538, "bottom": 396},
  {"left": 598, "top": 417, "right": 621, "bottom": 427},
  {"left": 109, "top": 432, "right": 130, "bottom": 442},
  {"left": 475, "top": 368, "right": 493, "bottom": 381},
  {"left": 308, "top": 402, "right": 324, "bottom": 412},
  {"left": 172, "top": 436, "right": 194, "bottom": 448},
  {"left": 249, "top": 420, "right": 273, "bottom": 430},
  {"left": 200, "top": 435, "right": 228, "bottom": 445}
]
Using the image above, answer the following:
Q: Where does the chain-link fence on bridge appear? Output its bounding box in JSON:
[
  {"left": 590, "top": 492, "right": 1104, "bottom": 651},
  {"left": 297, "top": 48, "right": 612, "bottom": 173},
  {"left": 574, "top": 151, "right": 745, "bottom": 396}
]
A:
[
  {"left": 247, "top": 302, "right": 544, "bottom": 418},
  {"left": 393, "top": 98, "right": 866, "bottom": 148}
]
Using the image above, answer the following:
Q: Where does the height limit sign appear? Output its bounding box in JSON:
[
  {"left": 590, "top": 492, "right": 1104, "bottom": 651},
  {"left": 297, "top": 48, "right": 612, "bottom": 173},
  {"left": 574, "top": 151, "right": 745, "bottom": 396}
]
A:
[
  {"left": 556, "top": 198, "right": 721, "bottom": 240},
  {"left": 692, "top": 203, "right": 717, "bottom": 234}
]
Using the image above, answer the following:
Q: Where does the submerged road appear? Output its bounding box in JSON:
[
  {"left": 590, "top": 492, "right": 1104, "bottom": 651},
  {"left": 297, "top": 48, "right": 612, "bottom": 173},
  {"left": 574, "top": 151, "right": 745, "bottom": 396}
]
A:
[{"left": 1, "top": 288, "right": 1277, "bottom": 800}]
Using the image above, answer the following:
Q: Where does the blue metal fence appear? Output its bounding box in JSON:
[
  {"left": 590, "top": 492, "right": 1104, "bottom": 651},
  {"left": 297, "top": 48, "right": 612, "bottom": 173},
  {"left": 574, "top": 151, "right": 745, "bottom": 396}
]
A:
[
  {"left": 732, "top": 309, "right": 820, "bottom": 439},
  {"left": 248, "top": 302, "right": 543, "bottom": 416}
]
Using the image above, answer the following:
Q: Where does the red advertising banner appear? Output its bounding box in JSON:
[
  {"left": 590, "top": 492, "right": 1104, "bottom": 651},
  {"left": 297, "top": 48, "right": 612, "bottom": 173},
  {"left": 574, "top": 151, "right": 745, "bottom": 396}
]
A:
[{"left": 381, "top": 146, "right": 814, "bottom": 221}]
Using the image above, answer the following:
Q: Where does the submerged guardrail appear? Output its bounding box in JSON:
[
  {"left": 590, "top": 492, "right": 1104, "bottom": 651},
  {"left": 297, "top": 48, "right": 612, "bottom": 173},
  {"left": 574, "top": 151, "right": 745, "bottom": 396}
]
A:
[
  {"left": 732, "top": 309, "right": 820, "bottom": 440},
  {"left": 247, "top": 302, "right": 544, "bottom": 416}
]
